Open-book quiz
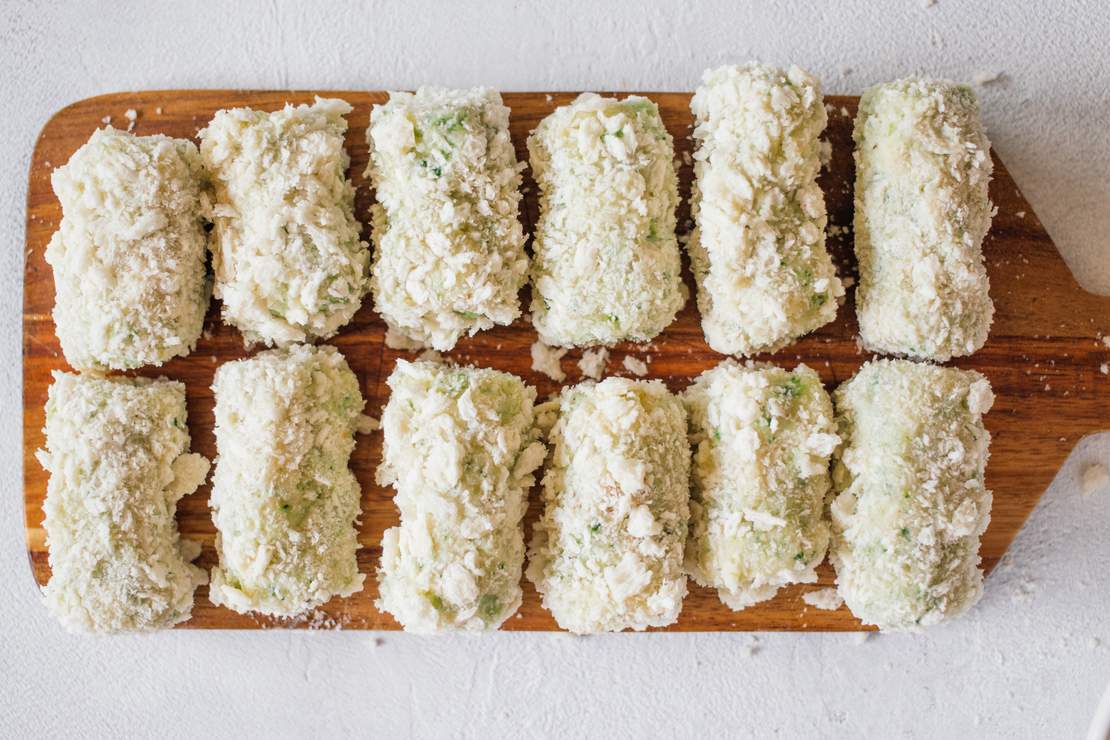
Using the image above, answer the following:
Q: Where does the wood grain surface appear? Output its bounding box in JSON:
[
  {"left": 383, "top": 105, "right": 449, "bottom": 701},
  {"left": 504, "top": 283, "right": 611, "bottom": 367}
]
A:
[{"left": 23, "top": 90, "right": 1110, "bottom": 631}]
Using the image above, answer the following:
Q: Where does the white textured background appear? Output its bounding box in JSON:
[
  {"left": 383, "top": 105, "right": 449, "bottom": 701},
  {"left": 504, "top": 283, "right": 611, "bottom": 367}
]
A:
[{"left": 2, "top": 1, "right": 1108, "bottom": 738}]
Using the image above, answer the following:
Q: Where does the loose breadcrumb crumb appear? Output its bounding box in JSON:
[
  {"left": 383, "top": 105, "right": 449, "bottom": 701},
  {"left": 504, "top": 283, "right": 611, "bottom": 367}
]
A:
[
  {"left": 1081, "top": 463, "right": 1108, "bottom": 496},
  {"left": 622, "top": 355, "right": 649, "bottom": 376},
  {"left": 972, "top": 71, "right": 1003, "bottom": 86},
  {"left": 802, "top": 587, "right": 844, "bottom": 611},
  {"left": 578, "top": 347, "right": 609, "bottom": 380},
  {"left": 531, "top": 339, "right": 568, "bottom": 381}
]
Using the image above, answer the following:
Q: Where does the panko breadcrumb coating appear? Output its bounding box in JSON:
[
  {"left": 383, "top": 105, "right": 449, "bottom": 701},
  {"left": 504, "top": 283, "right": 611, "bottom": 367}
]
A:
[
  {"left": 376, "top": 360, "right": 546, "bottom": 632},
  {"left": 201, "top": 98, "right": 369, "bottom": 347},
  {"left": 853, "top": 79, "right": 995, "bottom": 360},
  {"left": 688, "top": 63, "right": 843, "bottom": 356},
  {"left": 528, "top": 94, "right": 685, "bottom": 347},
  {"left": 46, "top": 127, "right": 210, "bottom": 371},
  {"left": 38, "top": 373, "right": 210, "bottom": 633},
  {"left": 684, "top": 360, "right": 837, "bottom": 609},
  {"left": 527, "top": 377, "right": 690, "bottom": 633},
  {"left": 367, "top": 87, "right": 529, "bottom": 351},
  {"left": 830, "top": 359, "right": 994, "bottom": 631},
  {"left": 208, "top": 344, "right": 366, "bottom": 616}
]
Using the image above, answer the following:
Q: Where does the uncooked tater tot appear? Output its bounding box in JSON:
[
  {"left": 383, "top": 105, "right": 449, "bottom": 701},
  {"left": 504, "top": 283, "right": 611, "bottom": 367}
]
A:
[
  {"left": 201, "top": 98, "right": 369, "bottom": 346},
  {"left": 830, "top": 359, "right": 994, "bottom": 631},
  {"left": 376, "top": 360, "right": 546, "bottom": 632},
  {"left": 853, "top": 79, "right": 995, "bottom": 360},
  {"left": 528, "top": 94, "right": 685, "bottom": 347},
  {"left": 688, "top": 64, "right": 843, "bottom": 356},
  {"left": 683, "top": 361, "right": 838, "bottom": 609},
  {"left": 527, "top": 378, "right": 690, "bottom": 633},
  {"left": 208, "top": 344, "right": 367, "bottom": 616},
  {"left": 367, "top": 88, "right": 529, "bottom": 351},
  {"left": 38, "top": 373, "right": 210, "bottom": 633},
  {"left": 46, "top": 127, "right": 210, "bottom": 371}
]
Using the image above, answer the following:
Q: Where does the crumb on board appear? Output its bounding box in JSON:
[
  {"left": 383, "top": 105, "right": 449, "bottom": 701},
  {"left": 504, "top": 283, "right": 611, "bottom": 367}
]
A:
[
  {"left": 1102, "top": 336, "right": 1110, "bottom": 348},
  {"left": 545, "top": 94, "right": 553, "bottom": 102},
  {"left": 801, "top": 588, "right": 844, "bottom": 611},
  {"left": 1100, "top": 363, "right": 1108, "bottom": 375},
  {"left": 1081, "top": 463, "right": 1108, "bottom": 496},
  {"left": 101, "top": 115, "right": 111, "bottom": 125},
  {"left": 356, "top": 415, "right": 380, "bottom": 434},
  {"left": 842, "top": 275, "right": 856, "bottom": 289},
  {"left": 1016, "top": 211, "right": 1026, "bottom": 218},
  {"left": 416, "top": 348, "right": 442, "bottom": 364},
  {"left": 622, "top": 355, "right": 649, "bottom": 377},
  {"left": 384, "top": 326, "right": 425, "bottom": 351},
  {"left": 530, "top": 339, "right": 567, "bottom": 381},
  {"left": 577, "top": 347, "right": 609, "bottom": 380},
  {"left": 155, "top": 106, "right": 164, "bottom": 114}
]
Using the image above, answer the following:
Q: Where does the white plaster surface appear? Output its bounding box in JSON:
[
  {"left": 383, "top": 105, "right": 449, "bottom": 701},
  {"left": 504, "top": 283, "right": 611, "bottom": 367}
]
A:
[{"left": 1, "top": 1, "right": 1108, "bottom": 738}]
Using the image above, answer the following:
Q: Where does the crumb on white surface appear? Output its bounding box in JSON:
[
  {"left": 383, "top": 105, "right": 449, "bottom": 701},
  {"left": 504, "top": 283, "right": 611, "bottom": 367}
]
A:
[
  {"left": 801, "top": 588, "right": 844, "bottom": 611},
  {"left": 622, "top": 355, "right": 649, "bottom": 376},
  {"left": 1081, "top": 463, "right": 1108, "bottom": 496},
  {"left": 973, "top": 70, "right": 1003, "bottom": 86},
  {"left": 852, "top": 631, "right": 872, "bottom": 645},
  {"left": 577, "top": 347, "right": 609, "bottom": 380},
  {"left": 530, "top": 339, "right": 567, "bottom": 381}
]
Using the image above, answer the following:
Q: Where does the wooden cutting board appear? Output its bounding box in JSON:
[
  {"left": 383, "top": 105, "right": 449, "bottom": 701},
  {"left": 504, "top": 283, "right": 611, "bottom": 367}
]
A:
[{"left": 22, "top": 90, "right": 1110, "bottom": 631}]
